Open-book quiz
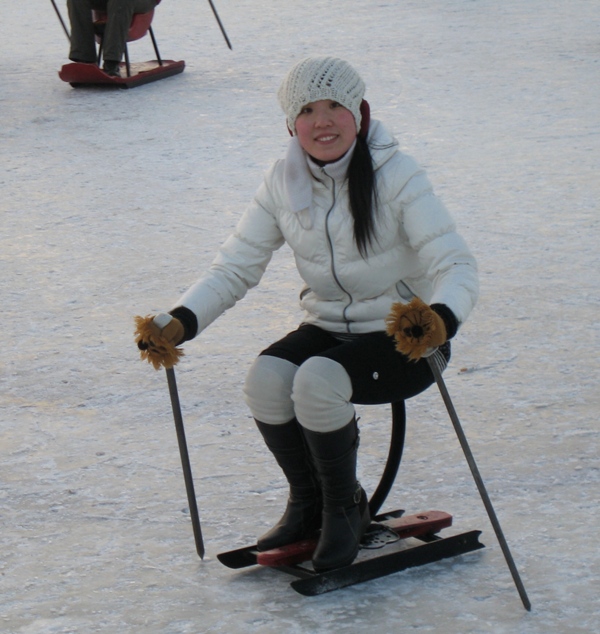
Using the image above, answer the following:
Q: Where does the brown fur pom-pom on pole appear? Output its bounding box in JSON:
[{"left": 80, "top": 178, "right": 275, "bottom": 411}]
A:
[
  {"left": 134, "top": 314, "right": 185, "bottom": 370},
  {"left": 385, "top": 297, "right": 446, "bottom": 361}
]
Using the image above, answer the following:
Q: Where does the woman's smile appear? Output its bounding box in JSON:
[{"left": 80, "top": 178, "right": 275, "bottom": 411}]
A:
[{"left": 295, "top": 100, "right": 357, "bottom": 163}]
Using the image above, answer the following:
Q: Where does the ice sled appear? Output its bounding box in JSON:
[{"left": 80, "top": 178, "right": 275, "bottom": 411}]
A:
[
  {"left": 217, "top": 402, "right": 485, "bottom": 595},
  {"left": 59, "top": 0, "right": 184, "bottom": 88},
  {"left": 163, "top": 358, "right": 528, "bottom": 606}
]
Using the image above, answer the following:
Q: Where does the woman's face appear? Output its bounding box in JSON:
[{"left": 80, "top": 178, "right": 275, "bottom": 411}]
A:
[{"left": 294, "top": 99, "right": 357, "bottom": 163}]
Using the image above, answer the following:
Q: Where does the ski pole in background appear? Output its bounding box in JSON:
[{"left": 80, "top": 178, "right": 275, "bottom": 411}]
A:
[
  {"left": 166, "top": 367, "right": 205, "bottom": 559},
  {"left": 49, "top": 0, "right": 71, "bottom": 41},
  {"left": 427, "top": 355, "right": 531, "bottom": 611},
  {"left": 206, "top": 0, "right": 232, "bottom": 49}
]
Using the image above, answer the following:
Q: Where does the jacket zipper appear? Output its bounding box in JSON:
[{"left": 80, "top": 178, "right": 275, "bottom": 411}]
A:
[{"left": 323, "top": 170, "right": 354, "bottom": 332}]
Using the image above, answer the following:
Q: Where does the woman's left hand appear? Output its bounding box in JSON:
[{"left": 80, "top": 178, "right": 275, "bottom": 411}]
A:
[{"left": 385, "top": 298, "right": 447, "bottom": 361}]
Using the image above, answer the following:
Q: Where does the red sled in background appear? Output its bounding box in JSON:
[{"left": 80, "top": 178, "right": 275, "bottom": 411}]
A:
[{"left": 58, "top": 1, "right": 184, "bottom": 89}]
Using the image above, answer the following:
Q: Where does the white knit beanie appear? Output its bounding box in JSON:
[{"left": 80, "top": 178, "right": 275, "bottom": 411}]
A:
[{"left": 278, "top": 57, "right": 366, "bottom": 134}]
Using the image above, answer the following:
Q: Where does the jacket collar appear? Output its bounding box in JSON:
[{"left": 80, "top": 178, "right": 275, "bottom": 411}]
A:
[
  {"left": 283, "top": 136, "right": 356, "bottom": 213},
  {"left": 307, "top": 140, "right": 356, "bottom": 184}
]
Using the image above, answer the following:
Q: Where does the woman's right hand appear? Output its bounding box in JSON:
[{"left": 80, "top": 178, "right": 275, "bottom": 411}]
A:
[{"left": 134, "top": 313, "right": 185, "bottom": 370}]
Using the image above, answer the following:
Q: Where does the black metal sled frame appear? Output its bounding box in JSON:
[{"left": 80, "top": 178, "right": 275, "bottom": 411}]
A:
[
  {"left": 218, "top": 516, "right": 484, "bottom": 596},
  {"left": 96, "top": 19, "right": 162, "bottom": 78},
  {"left": 217, "top": 402, "right": 485, "bottom": 595},
  {"left": 368, "top": 400, "right": 406, "bottom": 516},
  {"left": 288, "top": 529, "right": 483, "bottom": 596}
]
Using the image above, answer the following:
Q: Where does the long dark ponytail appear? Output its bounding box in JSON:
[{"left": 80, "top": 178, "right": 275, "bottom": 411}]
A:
[
  {"left": 347, "top": 135, "right": 377, "bottom": 258},
  {"left": 347, "top": 98, "right": 379, "bottom": 258}
]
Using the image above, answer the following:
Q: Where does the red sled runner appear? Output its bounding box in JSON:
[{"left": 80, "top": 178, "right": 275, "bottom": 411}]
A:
[
  {"left": 216, "top": 402, "right": 485, "bottom": 595},
  {"left": 59, "top": 59, "right": 185, "bottom": 89},
  {"left": 57, "top": 1, "right": 184, "bottom": 88}
]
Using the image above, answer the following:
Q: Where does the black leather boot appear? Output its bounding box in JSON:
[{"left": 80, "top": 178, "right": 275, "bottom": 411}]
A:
[
  {"left": 302, "top": 419, "right": 371, "bottom": 572},
  {"left": 255, "top": 419, "right": 322, "bottom": 551}
]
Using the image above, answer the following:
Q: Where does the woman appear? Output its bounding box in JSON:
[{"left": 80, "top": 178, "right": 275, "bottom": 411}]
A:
[{"left": 136, "top": 57, "right": 479, "bottom": 572}]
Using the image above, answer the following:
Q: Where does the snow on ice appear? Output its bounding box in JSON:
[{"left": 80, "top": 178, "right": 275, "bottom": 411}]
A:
[{"left": 1, "top": 1, "right": 599, "bottom": 632}]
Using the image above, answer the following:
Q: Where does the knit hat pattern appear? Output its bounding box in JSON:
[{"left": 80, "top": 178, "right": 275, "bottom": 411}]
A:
[{"left": 278, "top": 57, "right": 366, "bottom": 134}]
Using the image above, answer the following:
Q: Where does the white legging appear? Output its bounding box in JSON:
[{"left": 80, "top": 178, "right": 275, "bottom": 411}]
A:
[{"left": 243, "top": 355, "right": 355, "bottom": 432}]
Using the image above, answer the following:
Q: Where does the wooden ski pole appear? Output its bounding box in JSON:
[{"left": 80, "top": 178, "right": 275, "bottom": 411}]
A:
[
  {"left": 206, "top": 0, "right": 232, "bottom": 49},
  {"left": 165, "top": 367, "right": 205, "bottom": 559},
  {"left": 427, "top": 356, "right": 531, "bottom": 611}
]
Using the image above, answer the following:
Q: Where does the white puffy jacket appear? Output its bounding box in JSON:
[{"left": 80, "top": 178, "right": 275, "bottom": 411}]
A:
[{"left": 175, "top": 120, "right": 478, "bottom": 336}]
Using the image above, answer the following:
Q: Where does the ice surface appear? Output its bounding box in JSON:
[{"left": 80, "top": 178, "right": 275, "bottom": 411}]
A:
[{"left": 1, "top": 1, "right": 599, "bottom": 632}]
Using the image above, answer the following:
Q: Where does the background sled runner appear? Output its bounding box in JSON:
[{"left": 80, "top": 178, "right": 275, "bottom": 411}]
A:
[{"left": 59, "top": 59, "right": 184, "bottom": 88}]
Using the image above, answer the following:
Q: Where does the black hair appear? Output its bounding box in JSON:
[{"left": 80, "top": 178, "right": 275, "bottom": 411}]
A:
[{"left": 347, "top": 134, "right": 377, "bottom": 258}]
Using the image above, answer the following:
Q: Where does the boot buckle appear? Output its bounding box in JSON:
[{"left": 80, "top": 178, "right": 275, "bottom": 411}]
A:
[{"left": 353, "top": 482, "right": 362, "bottom": 505}]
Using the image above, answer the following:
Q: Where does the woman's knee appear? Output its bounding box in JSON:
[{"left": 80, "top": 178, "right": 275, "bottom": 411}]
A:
[
  {"left": 243, "top": 355, "right": 297, "bottom": 424},
  {"left": 292, "top": 357, "right": 354, "bottom": 432}
]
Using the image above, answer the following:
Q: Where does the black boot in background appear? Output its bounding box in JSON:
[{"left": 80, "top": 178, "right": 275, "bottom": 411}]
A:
[
  {"left": 302, "top": 419, "right": 371, "bottom": 572},
  {"left": 255, "top": 419, "right": 322, "bottom": 551}
]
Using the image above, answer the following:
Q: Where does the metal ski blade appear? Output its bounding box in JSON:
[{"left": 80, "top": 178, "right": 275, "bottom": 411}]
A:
[{"left": 290, "top": 530, "right": 484, "bottom": 596}]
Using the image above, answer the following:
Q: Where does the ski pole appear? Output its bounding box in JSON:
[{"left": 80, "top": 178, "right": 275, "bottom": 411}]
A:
[
  {"left": 49, "top": 0, "right": 71, "bottom": 42},
  {"left": 427, "top": 355, "right": 531, "bottom": 611},
  {"left": 165, "top": 367, "right": 205, "bottom": 559},
  {"left": 206, "top": 0, "right": 232, "bottom": 50}
]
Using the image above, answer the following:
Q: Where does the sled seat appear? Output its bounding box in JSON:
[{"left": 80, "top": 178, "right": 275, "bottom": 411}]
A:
[
  {"left": 92, "top": 0, "right": 162, "bottom": 77},
  {"left": 92, "top": 8, "right": 155, "bottom": 43}
]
